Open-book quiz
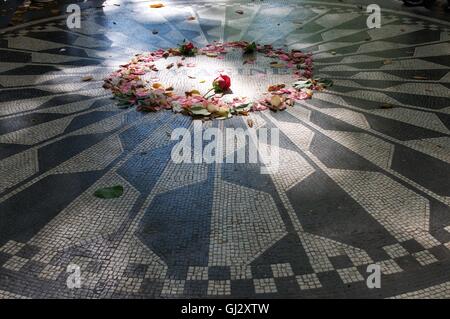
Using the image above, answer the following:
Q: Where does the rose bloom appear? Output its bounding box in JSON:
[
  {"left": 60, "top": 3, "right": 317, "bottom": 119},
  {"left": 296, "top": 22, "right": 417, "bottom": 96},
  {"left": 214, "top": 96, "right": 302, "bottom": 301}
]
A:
[
  {"left": 185, "top": 42, "right": 194, "bottom": 50},
  {"left": 213, "top": 74, "right": 231, "bottom": 92}
]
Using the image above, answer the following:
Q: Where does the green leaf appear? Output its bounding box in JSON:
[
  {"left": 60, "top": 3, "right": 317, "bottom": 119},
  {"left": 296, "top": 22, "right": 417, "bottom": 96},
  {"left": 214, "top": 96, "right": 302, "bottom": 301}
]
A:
[
  {"left": 293, "top": 79, "right": 313, "bottom": 89},
  {"left": 216, "top": 112, "right": 232, "bottom": 120},
  {"left": 244, "top": 42, "right": 257, "bottom": 54},
  {"left": 117, "top": 101, "right": 133, "bottom": 109},
  {"left": 190, "top": 106, "right": 211, "bottom": 116},
  {"left": 212, "top": 82, "right": 223, "bottom": 93},
  {"left": 232, "top": 103, "right": 251, "bottom": 114},
  {"left": 94, "top": 185, "right": 124, "bottom": 199},
  {"left": 316, "top": 78, "right": 333, "bottom": 88}
]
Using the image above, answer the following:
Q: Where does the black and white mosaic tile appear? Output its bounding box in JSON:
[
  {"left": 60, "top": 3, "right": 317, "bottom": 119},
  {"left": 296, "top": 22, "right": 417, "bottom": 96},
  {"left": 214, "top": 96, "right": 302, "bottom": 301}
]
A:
[{"left": 0, "top": 0, "right": 449, "bottom": 299}]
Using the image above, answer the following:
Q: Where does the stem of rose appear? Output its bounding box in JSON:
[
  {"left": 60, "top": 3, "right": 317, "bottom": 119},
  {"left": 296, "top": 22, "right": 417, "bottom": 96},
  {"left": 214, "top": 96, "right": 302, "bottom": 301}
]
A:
[{"left": 202, "top": 87, "right": 215, "bottom": 99}]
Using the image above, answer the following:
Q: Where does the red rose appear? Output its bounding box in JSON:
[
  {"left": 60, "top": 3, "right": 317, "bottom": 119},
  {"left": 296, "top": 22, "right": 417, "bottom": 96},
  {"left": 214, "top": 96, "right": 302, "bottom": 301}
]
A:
[
  {"left": 185, "top": 42, "right": 194, "bottom": 50},
  {"left": 213, "top": 74, "right": 231, "bottom": 93}
]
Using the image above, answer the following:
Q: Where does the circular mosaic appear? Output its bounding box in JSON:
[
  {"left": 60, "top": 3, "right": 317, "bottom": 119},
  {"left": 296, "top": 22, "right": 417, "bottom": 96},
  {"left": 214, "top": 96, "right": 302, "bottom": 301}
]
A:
[
  {"left": 102, "top": 40, "right": 332, "bottom": 119},
  {"left": 0, "top": 0, "right": 449, "bottom": 299}
]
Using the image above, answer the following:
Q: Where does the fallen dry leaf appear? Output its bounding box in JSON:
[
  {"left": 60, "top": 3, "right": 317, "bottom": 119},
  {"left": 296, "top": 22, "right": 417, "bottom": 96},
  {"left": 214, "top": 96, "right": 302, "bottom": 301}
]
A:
[
  {"left": 270, "top": 95, "right": 282, "bottom": 108},
  {"left": 187, "top": 16, "right": 196, "bottom": 20},
  {"left": 269, "top": 63, "right": 284, "bottom": 68},
  {"left": 166, "top": 63, "right": 174, "bottom": 69},
  {"left": 82, "top": 75, "right": 93, "bottom": 82},
  {"left": 268, "top": 84, "right": 285, "bottom": 91},
  {"left": 383, "top": 59, "right": 392, "bottom": 65},
  {"left": 247, "top": 119, "right": 254, "bottom": 128},
  {"left": 150, "top": 3, "right": 164, "bottom": 8},
  {"left": 207, "top": 103, "right": 218, "bottom": 113},
  {"left": 185, "top": 89, "right": 201, "bottom": 96}
]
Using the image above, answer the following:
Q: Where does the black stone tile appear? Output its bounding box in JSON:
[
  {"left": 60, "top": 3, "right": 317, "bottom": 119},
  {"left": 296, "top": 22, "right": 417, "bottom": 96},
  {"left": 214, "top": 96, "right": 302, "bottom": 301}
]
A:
[
  {"left": 0, "top": 144, "right": 30, "bottom": 162},
  {"left": 0, "top": 65, "right": 61, "bottom": 76},
  {"left": 315, "top": 271, "right": 343, "bottom": 291},
  {"left": 39, "top": 47, "right": 90, "bottom": 58},
  {"left": 274, "top": 276, "right": 299, "bottom": 296},
  {"left": 362, "top": 47, "right": 416, "bottom": 59},
  {"left": 391, "top": 145, "right": 450, "bottom": 196},
  {"left": 21, "top": 260, "right": 46, "bottom": 277},
  {"left": 298, "top": 21, "right": 325, "bottom": 33},
  {"left": 437, "top": 113, "right": 450, "bottom": 131},
  {"left": 338, "top": 31, "right": 375, "bottom": 44},
  {"left": 0, "top": 252, "right": 10, "bottom": 267},
  {"left": 208, "top": 266, "right": 230, "bottom": 280},
  {"left": 64, "top": 111, "right": 118, "bottom": 134},
  {"left": 0, "top": 88, "right": 53, "bottom": 103},
  {"left": 329, "top": 255, "right": 354, "bottom": 269},
  {"left": 395, "top": 255, "right": 422, "bottom": 271},
  {"left": 38, "top": 94, "right": 94, "bottom": 110},
  {"left": 59, "top": 59, "right": 102, "bottom": 67},
  {"left": 334, "top": 15, "right": 372, "bottom": 30},
  {"left": 118, "top": 143, "right": 174, "bottom": 194},
  {"left": 222, "top": 162, "right": 279, "bottom": 195},
  {"left": 310, "top": 110, "right": 364, "bottom": 132},
  {"left": 124, "top": 263, "right": 148, "bottom": 278},
  {"left": 251, "top": 233, "right": 314, "bottom": 276},
  {"left": 0, "top": 49, "right": 31, "bottom": 63},
  {"left": 251, "top": 265, "right": 273, "bottom": 279},
  {"left": 305, "top": 96, "right": 343, "bottom": 109},
  {"left": 420, "top": 55, "right": 450, "bottom": 68},
  {"left": 428, "top": 245, "right": 450, "bottom": 261},
  {"left": 25, "top": 31, "right": 80, "bottom": 46},
  {"left": 0, "top": 113, "right": 65, "bottom": 135},
  {"left": 38, "top": 133, "right": 109, "bottom": 172},
  {"left": 400, "top": 240, "right": 424, "bottom": 254},
  {"left": 288, "top": 170, "right": 397, "bottom": 251},
  {"left": 138, "top": 178, "right": 214, "bottom": 268},
  {"left": 310, "top": 133, "right": 380, "bottom": 171},
  {"left": 364, "top": 113, "right": 445, "bottom": 141},
  {"left": 230, "top": 279, "right": 255, "bottom": 297},
  {"left": 0, "top": 171, "right": 103, "bottom": 245},
  {"left": 429, "top": 201, "right": 450, "bottom": 244},
  {"left": 184, "top": 280, "right": 208, "bottom": 297},
  {"left": 164, "top": 266, "right": 188, "bottom": 280},
  {"left": 384, "top": 90, "right": 450, "bottom": 108},
  {"left": 16, "top": 244, "right": 40, "bottom": 259},
  {"left": 385, "top": 30, "right": 441, "bottom": 44},
  {"left": 331, "top": 43, "right": 361, "bottom": 55}
]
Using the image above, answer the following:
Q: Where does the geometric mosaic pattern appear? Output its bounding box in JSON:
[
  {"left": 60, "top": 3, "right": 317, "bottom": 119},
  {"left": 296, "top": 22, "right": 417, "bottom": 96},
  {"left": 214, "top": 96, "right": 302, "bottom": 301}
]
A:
[{"left": 0, "top": 0, "right": 450, "bottom": 298}]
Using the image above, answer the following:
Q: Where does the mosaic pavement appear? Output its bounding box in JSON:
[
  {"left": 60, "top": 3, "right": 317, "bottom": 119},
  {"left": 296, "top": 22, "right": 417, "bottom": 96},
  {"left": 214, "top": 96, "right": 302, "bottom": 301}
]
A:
[{"left": 0, "top": 0, "right": 450, "bottom": 299}]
